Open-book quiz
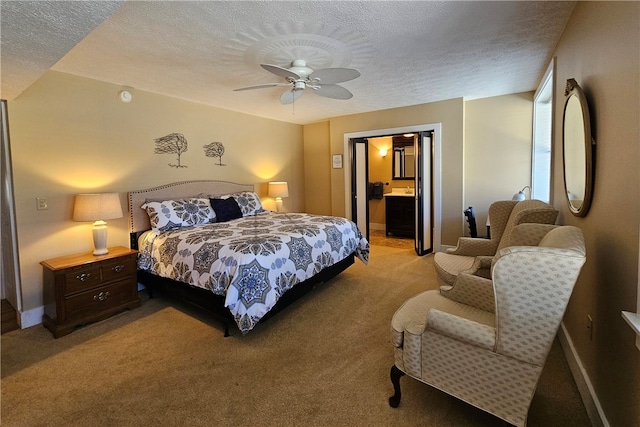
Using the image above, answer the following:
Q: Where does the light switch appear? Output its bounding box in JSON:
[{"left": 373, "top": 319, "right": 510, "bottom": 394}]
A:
[{"left": 36, "top": 197, "right": 48, "bottom": 210}]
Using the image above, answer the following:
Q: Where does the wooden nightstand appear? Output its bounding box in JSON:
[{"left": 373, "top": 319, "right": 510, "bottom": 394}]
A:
[{"left": 41, "top": 246, "right": 141, "bottom": 338}]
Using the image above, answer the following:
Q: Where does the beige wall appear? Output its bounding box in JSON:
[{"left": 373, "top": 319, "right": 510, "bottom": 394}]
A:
[
  {"left": 302, "top": 121, "right": 331, "bottom": 215},
  {"left": 464, "top": 92, "right": 534, "bottom": 235},
  {"left": 367, "top": 136, "right": 396, "bottom": 229},
  {"left": 322, "top": 98, "right": 464, "bottom": 245},
  {"left": 8, "top": 71, "right": 304, "bottom": 312},
  {"left": 553, "top": 2, "right": 639, "bottom": 426},
  {"left": 303, "top": 94, "right": 534, "bottom": 243}
]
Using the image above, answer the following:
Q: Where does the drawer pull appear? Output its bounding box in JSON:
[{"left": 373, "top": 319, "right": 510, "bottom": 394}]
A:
[
  {"left": 76, "top": 273, "right": 92, "bottom": 282},
  {"left": 112, "top": 264, "right": 125, "bottom": 273},
  {"left": 93, "top": 291, "right": 110, "bottom": 302}
]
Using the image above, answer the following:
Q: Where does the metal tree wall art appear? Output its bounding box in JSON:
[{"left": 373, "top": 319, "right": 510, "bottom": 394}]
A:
[
  {"left": 154, "top": 133, "right": 188, "bottom": 168},
  {"left": 203, "top": 141, "right": 226, "bottom": 166}
]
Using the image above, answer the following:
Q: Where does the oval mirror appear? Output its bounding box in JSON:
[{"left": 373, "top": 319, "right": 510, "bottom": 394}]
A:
[{"left": 562, "top": 78, "right": 594, "bottom": 217}]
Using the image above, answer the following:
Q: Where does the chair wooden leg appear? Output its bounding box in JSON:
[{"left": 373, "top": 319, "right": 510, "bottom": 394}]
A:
[{"left": 388, "top": 365, "right": 405, "bottom": 408}]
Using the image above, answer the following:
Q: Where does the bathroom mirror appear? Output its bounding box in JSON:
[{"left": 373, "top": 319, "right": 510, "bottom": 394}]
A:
[
  {"left": 392, "top": 135, "right": 415, "bottom": 180},
  {"left": 562, "top": 78, "right": 594, "bottom": 217}
]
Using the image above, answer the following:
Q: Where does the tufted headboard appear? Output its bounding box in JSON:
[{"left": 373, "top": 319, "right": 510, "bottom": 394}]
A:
[{"left": 127, "top": 180, "right": 255, "bottom": 234}]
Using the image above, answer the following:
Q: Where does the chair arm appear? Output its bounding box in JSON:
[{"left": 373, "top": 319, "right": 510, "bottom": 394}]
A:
[
  {"left": 426, "top": 309, "right": 496, "bottom": 350},
  {"left": 439, "top": 272, "right": 495, "bottom": 312},
  {"left": 446, "top": 237, "right": 498, "bottom": 256},
  {"left": 477, "top": 256, "right": 494, "bottom": 270}
]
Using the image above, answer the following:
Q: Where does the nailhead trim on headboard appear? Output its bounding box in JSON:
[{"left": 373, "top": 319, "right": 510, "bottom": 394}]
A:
[{"left": 128, "top": 180, "right": 255, "bottom": 233}]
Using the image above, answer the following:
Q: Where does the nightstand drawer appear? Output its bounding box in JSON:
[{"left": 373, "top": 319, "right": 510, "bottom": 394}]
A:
[
  {"left": 65, "top": 280, "right": 136, "bottom": 322},
  {"left": 64, "top": 266, "right": 101, "bottom": 295},
  {"left": 102, "top": 258, "right": 136, "bottom": 282},
  {"left": 41, "top": 246, "right": 141, "bottom": 338}
]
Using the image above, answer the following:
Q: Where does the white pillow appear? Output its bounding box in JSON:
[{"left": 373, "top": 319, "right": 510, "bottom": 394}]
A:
[
  {"left": 141, "top": 198, "right": 215, "bottom": 233},
  {"left": 229, "top": 191, "right": 265, "bottom": 217}
]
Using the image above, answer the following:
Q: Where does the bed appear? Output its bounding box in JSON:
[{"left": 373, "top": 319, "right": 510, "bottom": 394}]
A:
[{"left": 128, "top": 180, "right": 369, "bottom": 335}]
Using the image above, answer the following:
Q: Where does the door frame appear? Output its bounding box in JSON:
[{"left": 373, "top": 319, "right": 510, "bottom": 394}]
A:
[
  {"left": 343, "top": 123, "right": 442, "bottom": 253},
  {"left": 1, "top": 100, "right": 23, "bottom": 321}
]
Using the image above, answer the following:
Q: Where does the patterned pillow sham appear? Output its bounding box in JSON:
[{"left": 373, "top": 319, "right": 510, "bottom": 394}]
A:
[
  {"left": 230, "top": 191, "right": 265, "bottom": 216},
  {"left": 210, "top": 197, "right": 243, "bottom": 222},
  {"left": 142, "top": 198, "right": 215, "bottom": 233}
]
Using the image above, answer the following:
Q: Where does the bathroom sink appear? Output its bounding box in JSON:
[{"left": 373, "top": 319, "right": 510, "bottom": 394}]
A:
[{"left": 385, "top": 188, "right": 415, "bottom": 197}]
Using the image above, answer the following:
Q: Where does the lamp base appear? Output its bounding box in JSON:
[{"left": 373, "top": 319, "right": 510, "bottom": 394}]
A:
[
  {"left": 92, "top": 221, "right": 110, "bottom": 256},
  {"left": 275, "top": 198, "right": 283, "bottom": 213}
]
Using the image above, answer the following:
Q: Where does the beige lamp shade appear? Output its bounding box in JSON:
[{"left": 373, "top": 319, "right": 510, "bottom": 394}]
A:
[
  {"left": 73, "top": 193, "right": 123, "bottom": 255},
  {"left": 268, "top": 181, "right": 289, "bottom": 199},
  {"left": 268, "top": 182, "right": 289, "bottom": 212},
  {"left": 73, "top": 193, "right": 123, "bottom": 222}
]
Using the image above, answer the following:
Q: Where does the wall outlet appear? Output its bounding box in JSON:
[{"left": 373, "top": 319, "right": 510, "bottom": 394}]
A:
[{"left": 36, "top": 197, "right": 48, "bottom": 210}]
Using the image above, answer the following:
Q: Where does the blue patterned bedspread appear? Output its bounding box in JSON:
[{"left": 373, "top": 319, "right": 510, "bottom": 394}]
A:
[{"left": 137, "top": 212, "right": 369, "bottom": 333}]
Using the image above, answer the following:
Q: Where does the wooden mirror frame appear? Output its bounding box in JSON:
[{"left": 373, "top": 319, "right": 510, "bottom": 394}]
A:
[{"left": 562, "top": 78, "right": 595, "bottom": 217}]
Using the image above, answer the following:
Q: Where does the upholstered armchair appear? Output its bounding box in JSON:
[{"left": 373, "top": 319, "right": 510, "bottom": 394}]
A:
[
  {"left": 434, "top": 199, "right": 558, "bottom": 287},
  {"left": 389, "top": 224, "right": 586, "bottom": 427}
]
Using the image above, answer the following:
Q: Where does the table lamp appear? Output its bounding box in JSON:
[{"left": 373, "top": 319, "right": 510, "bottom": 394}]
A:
[
  {"left": 268, "top": 182, "right": 289, "bottom": 212},
  {"left": 512, "top": 185, "right": 531, "bottom": 201},
  {"left": 73, "top": 193, "right": 123, "bottom": 255}
]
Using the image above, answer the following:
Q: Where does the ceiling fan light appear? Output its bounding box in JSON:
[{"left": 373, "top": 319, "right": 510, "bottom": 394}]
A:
[
  {"left": 238, "top": 59, "right": 361, "bottom": 104},
  {"left": 280, "top": 90, "right": 303, "bottom": 105}
]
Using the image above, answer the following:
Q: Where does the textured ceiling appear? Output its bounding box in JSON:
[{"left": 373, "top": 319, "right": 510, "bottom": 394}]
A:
[{"left": 1, "top": 1, "right": 576, "bottom": 125}]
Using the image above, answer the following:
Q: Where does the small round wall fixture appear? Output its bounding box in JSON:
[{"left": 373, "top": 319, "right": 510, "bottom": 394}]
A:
[{"left": 118, "top": 89, "right": 132, "bottom": 103}]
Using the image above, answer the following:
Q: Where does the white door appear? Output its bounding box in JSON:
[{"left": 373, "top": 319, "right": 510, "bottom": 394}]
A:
[
  {"left": 415, "top": 131, "right": 433, "bottom": 255},
  {"left": 351, "top": 138, "right": 369, "bottom": 239}
]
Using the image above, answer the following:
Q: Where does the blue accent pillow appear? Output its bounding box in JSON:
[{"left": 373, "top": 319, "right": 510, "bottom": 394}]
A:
[{"left": 210, "top": 198, "right": 242, "bottom": 222}]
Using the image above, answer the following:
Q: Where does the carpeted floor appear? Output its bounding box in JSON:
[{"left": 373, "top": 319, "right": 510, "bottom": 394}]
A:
[{"left": 1, "top": 244, "right": 591, "bottom": 426}]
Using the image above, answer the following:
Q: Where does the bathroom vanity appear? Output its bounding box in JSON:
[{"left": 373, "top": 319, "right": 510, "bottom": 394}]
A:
[{"left": 384, "top": 189, "right": 415, "bottom": 238}]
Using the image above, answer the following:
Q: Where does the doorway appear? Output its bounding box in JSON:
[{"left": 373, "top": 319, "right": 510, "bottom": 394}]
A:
[
  {"left": 1, "top": 100, "right": 22, "bottom": 326},
  {"left": 344, "top": 123, "right": 441, "bottom": 255}
]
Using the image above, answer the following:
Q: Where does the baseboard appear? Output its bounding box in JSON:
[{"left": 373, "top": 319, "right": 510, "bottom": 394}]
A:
[
  {"left": 558, "top": 322, "right": 609, "bottom": 427},
  {"left": 19, "top": 305, "right": 44, "bottom": 329},
  {"left": 369, "top": 223, "right": 385, "bottom": 231}
]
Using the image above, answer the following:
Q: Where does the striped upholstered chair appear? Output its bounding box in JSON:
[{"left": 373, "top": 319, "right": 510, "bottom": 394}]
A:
[
  {"left": 433, "top": 199, "right": 558, "bottom": 287},
  {"left": 389, "top": 224, "right": 586, "bottom": 426}
]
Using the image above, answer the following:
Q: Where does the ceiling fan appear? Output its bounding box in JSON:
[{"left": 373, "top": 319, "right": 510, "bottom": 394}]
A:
[{"left": 234, "top": 59, "right": 361, "bottom": 105}]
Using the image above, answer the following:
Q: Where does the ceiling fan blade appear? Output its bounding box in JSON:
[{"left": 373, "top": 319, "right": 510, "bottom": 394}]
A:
[
  {"left": 280, "top": 90, "right": 304, "bottom": 105},
  {"left": 309, "top": 68, "right": 360, "bottom": 84},
  {"left": 234, "top": 83, "right": 291, "bottom": 91},
  {"left": 261, "top": 64, "right": 301, "bottom": 80},
  {"left": 313, "top": 84, "right": 353, "bottom": 100}
]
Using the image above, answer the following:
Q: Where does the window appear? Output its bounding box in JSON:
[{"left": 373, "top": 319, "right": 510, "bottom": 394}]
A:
[{"left": 531, "top": 59, "right": 554, "bottom": 203}]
